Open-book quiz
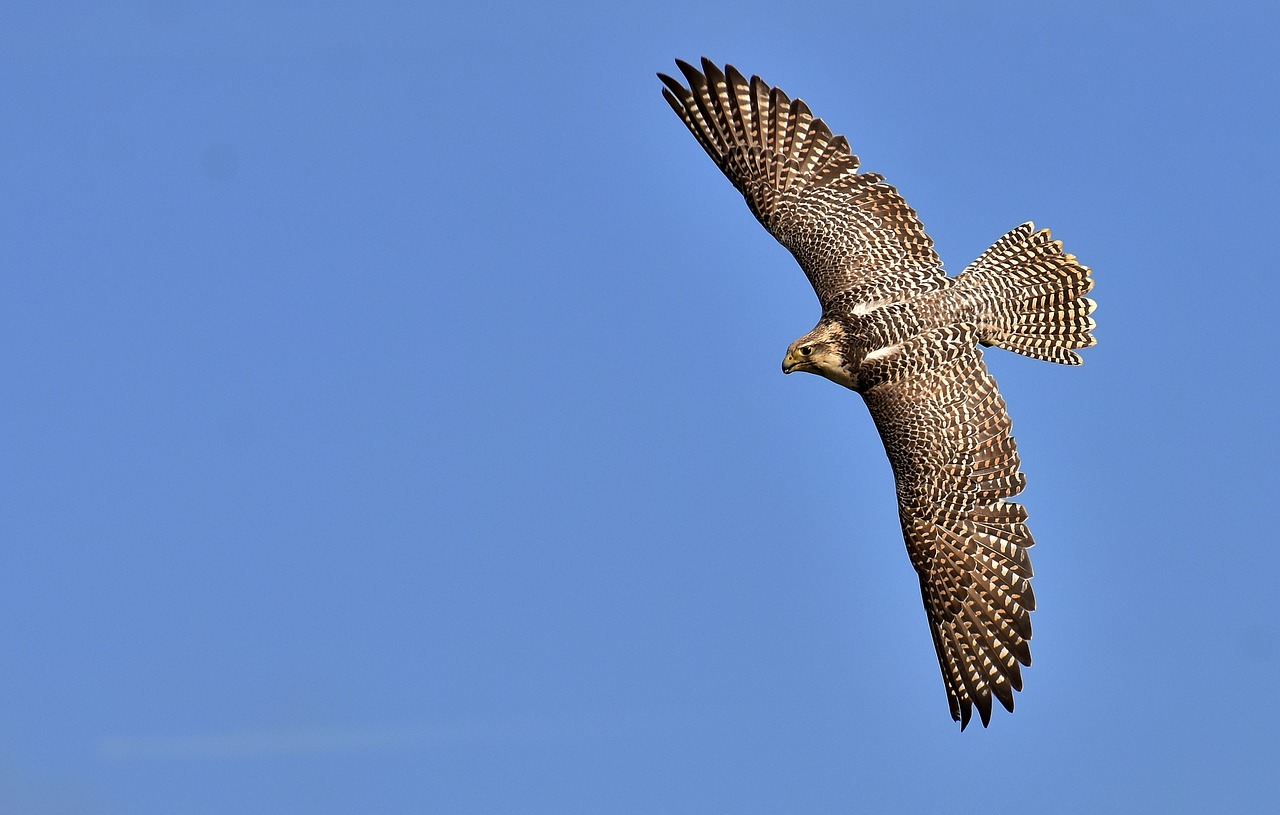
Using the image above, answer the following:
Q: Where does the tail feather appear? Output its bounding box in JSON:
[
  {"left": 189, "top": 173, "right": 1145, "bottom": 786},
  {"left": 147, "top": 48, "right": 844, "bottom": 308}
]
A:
[{"left": 958, "top": 223, "right": 1097, "bottom": 365}]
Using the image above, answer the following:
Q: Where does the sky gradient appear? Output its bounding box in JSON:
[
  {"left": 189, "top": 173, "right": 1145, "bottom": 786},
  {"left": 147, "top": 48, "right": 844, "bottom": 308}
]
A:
[{"left": 3, "top": 2, "right": 1278, "bottom": 813}]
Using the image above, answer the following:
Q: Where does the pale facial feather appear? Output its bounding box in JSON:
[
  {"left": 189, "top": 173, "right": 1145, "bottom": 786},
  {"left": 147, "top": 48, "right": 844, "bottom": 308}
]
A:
[
  {"left": 787, "top": 322, "right": 856, "bottom": 389},
  {"left": 809, "top": 352, "right": 857, "bottom": 389}
]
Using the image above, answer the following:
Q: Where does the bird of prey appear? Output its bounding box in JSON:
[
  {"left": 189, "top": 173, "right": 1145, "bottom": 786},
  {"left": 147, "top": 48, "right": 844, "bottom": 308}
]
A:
[{"left": 659, "top": 59, "right": 1096, "bottom": 729}]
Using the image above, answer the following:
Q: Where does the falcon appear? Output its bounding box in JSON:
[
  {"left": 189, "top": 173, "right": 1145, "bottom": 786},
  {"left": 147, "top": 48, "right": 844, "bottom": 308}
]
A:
[{"left": 659, "top": 59, "right": 1096, "bottom": 729}]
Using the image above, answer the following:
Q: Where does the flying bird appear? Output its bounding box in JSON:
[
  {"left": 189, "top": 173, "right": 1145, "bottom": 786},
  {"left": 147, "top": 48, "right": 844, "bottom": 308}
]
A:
[{"left": 659, "top": 59, "right": 1096, "bottom": 729}]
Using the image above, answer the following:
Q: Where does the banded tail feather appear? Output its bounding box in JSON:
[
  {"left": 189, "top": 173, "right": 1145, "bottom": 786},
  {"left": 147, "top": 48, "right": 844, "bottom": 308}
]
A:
[{"left": 959, "top": 223, "right": 1097, "bottom": 365}]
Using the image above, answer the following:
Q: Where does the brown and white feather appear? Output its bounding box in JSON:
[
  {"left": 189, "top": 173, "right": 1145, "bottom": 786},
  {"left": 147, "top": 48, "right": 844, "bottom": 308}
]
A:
[
  {"left": 660, "top": 59, "right": 1095, "bottom": 729},
  {"left": 860, "top": 326, "right": 1035, "bottom": 729},
  {"left": 659, "top": 58, "right": 948, "bottom": 309}
]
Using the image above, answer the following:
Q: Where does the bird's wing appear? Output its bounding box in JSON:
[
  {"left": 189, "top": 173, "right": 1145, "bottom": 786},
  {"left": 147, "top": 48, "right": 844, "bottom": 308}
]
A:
[
  {"left": 859, "top": 325, "right": 1035, "bottom": 729},
  {"left": 659, "top": 59, "right": 948, "bottom": 310}
]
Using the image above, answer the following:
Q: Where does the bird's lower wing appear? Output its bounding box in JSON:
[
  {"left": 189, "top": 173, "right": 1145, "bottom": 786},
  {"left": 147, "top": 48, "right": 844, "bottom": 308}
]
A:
[{"left": 860, "top": 325, "right": 1036, "bottom": 729}]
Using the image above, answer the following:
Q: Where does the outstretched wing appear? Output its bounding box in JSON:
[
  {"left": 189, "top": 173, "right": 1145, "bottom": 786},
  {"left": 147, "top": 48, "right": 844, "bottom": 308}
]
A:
[
  {"left": 859, "top": 325, "right": 1036, "bottom": 729},
  {"left": 659, "top": 58, "right": 948, "bottom": 310}
]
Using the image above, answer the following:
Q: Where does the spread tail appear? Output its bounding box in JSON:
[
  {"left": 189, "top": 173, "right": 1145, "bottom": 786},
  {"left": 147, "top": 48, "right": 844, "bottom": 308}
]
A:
[{"left": 958, "top": 222, "right": 1097, "bottom": 365}]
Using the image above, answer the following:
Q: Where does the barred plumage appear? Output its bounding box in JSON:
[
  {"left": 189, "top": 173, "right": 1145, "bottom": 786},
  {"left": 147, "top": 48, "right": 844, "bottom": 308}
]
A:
[
  {"left": 659, "top": 58, "right": 1097, "bottom": 729},
  {"left": 659, "top": 60, "right": 948, "bottom": 308},
  {"left": 958, "top": 223, "right": 1098, "bottom": 364}
]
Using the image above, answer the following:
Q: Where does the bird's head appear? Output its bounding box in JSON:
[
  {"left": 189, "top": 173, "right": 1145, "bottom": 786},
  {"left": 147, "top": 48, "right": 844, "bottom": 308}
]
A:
[{"left": 782, "top": 320, "right": 855, "bottom": 389}]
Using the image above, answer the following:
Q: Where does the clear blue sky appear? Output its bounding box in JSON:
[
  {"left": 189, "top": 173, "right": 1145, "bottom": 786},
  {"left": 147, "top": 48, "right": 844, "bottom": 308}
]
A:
[{"left": 3, "top": 2, "right": 1277, "bottom": 813}]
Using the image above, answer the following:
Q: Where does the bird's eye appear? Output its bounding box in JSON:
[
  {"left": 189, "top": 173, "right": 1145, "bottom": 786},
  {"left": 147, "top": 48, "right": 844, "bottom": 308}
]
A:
[{"left": 800, "top": 345, "right": 813, "bottom": 356}]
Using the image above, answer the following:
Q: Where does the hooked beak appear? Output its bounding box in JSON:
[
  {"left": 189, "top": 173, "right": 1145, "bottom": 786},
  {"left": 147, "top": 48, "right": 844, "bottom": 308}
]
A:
[{"left": 782, "top": 351, "right": 803, "bottom": 374}]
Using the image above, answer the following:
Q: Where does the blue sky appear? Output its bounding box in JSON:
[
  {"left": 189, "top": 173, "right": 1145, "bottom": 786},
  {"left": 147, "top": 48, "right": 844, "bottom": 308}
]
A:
[{"left": 3, "top": 2, "right": 1278, "bottom": 812}]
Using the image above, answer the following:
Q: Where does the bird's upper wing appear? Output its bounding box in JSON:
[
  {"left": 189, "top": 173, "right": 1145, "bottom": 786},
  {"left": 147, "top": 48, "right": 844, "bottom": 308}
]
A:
[
  {"left": 859, "top": 325, "right": 1036, "bottom": 729},
  {"left": 659, "top": 59, "right": 948, "bottom": 310}
]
